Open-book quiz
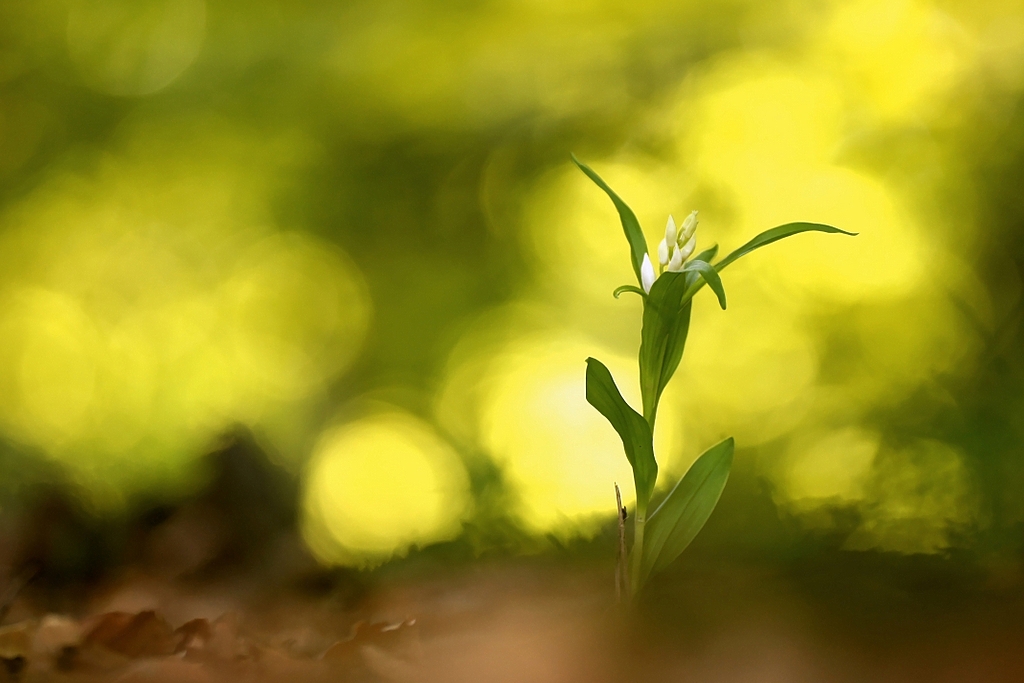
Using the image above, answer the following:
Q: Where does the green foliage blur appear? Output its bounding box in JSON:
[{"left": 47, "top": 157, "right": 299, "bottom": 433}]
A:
[{"left": 3, "top": 0, "right": 1024, "bottom": 596}]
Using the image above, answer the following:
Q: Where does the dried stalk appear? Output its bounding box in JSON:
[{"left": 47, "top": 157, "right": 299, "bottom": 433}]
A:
[{"left": 614, "top": 483, "right": 629, "bottom": 602}]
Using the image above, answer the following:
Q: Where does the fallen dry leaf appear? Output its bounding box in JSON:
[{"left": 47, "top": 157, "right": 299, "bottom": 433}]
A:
[
  {"left": 114, "top": 657, "right": 219, "bottom": 683},
  {"left": 0, "top": 622, "right": 31, "bottom": 660},
  {"left": 0, "top": 621, "right": 30, "bottom": 681},
  {"left": 321, "top": 618, "right": 418, "bottom": 662},
  {"left": 33, "top": 613, "right": 82, "bottom": 654},
  {"left": 83, "top": 611, "right": 178, "bottom": 659}
]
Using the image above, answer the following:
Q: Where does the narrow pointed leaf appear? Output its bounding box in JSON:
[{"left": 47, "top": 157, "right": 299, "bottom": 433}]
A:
[
  {"left": 571, "top": 154, "right": 649, "bottom": 286},
  {"left": 715, "top": 222, "right": 856, "bottom": 271},
  {"left": 585, "top": 358, "right": 658, "bottom": 506},
  {"left": 678, "top": 222, "right": 856, "bottom": 307},
  {"left": 640, "top": 437, "right": 734, "bottom": 585},
  {"left": 683, "top": 259, "right": 727, "bottom": 310}
]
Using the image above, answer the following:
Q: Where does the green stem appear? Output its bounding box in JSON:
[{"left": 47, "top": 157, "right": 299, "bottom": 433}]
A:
[
  {"left": 630, "top": 504, "right": 647, "bottom": 596},
  {"left": 634, "top": 359, "right": 657, "bottom": 596},
  {"left": 644, "top": 404, "right": 658, "bottom": 431}
]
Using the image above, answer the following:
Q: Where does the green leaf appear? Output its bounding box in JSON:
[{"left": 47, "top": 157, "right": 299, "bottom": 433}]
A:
[
  {"left": 636, "top": 246, "right": 728, "bottom": 426},
  {"left": 571, "top": 154, "right": 649, "bottom": 287},
  {"left": 613, "top": 284, "right": 647, "bottom": 299},
  {"left": 638, "top": 270, "right": 699, "bottom": 425},
  {"left": 683, "top": 259, "right": 727, "bottom": 310},
  {"left": 585, "top": 357, "right": 658, "bottom": 507},
  {"left": 716, "top": 222, "right": 857, "bottom": 271},
  {"left": 692, "top": 244, "right": 719, "bottom": 264},
  {"left": 640, "top": 437, "right": 734, "bottom": 585},
  {"left": 677, "top": 222, "right": 856, "bottom": 311}
]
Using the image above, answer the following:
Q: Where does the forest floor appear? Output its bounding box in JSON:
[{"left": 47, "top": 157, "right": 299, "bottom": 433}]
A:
[
  {"left": 2, "top": 555, "right": 1024, "bottom": 683},
  {"left": 2, "top": 434, "right": 1023, "bottom": 682}
]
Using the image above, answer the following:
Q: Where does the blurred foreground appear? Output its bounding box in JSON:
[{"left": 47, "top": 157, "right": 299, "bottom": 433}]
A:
[
  {"left": 1, "top": 437, "right": 1024, "bottom": 681},
  {"left": 2, "top": 541, "right": 1024, "bottom": 682}
]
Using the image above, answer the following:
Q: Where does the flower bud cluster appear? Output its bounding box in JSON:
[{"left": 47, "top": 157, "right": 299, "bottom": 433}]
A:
[
  {"left": 640, "top": 210, "right": 699, "bottom": 294},
  {"left": 658, "top": 211, "right": 698, "bottom": 273}
]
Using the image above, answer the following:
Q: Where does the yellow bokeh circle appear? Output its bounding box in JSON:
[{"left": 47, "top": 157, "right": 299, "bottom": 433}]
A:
[
  {"left": 676, "top": 275, "right": 818, "bottom": 446},
  {"left": 476, "top": 330, "right": 683, "bottom": 534},
  {"left": 0, "top": 288, "right": 101, "bottom": 449},
  {"left": 301, "top": 410, "right": 470, "bottom": 566},
  {"left": 223, "top": 232, "right": 372, "bottom": 401},
  {"left": 67, "top": 0, "right": 207, "bottom": 97}
]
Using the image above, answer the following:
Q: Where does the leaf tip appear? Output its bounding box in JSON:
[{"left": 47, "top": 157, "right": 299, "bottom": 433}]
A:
[
  {"left": 612, "top": 284, "right": 647, "bottom": 299},
  {"left": 827, "top": 224, "right": 858, "bottom": 237},
  {"left": 720, "top": 436, "right": 736, "bottom": 463}
]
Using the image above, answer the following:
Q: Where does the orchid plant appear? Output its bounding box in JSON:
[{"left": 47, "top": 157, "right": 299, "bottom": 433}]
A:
[{"left": 572, "top": 155, "right": 855, "bottom": 599}]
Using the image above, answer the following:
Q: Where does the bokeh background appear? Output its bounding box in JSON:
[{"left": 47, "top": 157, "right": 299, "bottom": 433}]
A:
[{"left": 3, "top": 0, "right": 1024, "bottom": 629}]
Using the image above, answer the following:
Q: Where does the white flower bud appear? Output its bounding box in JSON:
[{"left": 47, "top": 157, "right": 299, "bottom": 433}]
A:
[
  {"left": 640, "top": 253, "right": 656, "bottom": 293},
  {"left": 666, "top": 245, "right": 684, "bottom": 272},
  {"left": 676, "top": 233, "right": 696, "bottom": 261},
  {"left": 678, "top": 210, "right": 698, "bottom": 245},
  {"left": 664, "top": 215, "right": 677, "bottom": 245},
  {"left": 657, "top": 238, "right": 670, "bottom": 266}
]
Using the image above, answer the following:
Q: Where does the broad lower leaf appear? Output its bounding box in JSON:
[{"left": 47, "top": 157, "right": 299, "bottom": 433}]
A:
[
  {"left": 636, "top": 246, "right": 723, "bottom": 424},
  {"left": 638, "top": 270, "right": 698, "bottom": 425},
  {"left": 571, "top": 155, "right": 649, "bottom": 287},
  {"left": 640, "top": 437, "right": 734, "bottom": 585},
  {"left": 585, "top": 357, "right": 658, "bottom": 507}
]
